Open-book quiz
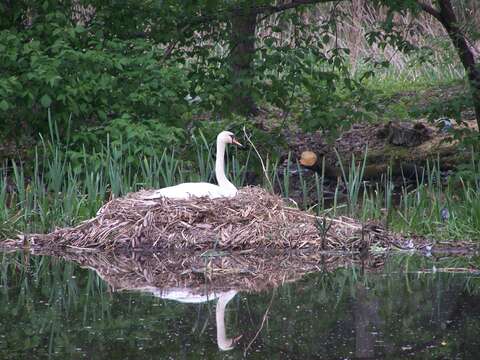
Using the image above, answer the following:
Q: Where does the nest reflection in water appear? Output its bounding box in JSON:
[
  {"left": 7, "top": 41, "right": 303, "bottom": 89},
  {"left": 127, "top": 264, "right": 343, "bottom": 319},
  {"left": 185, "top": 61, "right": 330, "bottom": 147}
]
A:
[
  {"left": 37, "top": 248, "right": 380, "bottom": 293},
  {"left": 30, "top": 248, "right": 383, "bottom": 352}
]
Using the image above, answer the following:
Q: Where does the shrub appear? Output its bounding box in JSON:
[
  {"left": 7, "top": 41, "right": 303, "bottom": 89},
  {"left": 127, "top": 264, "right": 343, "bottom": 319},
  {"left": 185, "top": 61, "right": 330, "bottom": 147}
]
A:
[{"left": 0, "top": 9, "right": 190, "bottom": 140}]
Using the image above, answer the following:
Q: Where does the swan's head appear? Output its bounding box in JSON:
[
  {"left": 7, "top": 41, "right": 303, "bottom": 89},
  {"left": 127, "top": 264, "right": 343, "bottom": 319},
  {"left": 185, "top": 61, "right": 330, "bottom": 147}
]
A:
[{"left": 217, "top": 131, "right": 242, "bottom": 147}]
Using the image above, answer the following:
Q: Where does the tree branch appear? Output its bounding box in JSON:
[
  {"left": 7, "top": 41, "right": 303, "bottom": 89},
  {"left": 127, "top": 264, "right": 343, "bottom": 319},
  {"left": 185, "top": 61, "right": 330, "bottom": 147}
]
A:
[
  {"left": 416, "top": 1, "right": 441, "bottom": 22},
  {"left": 255, "top": 0, "right": 328, "bottom": 16},
  {"left": 179, "top": 0, "right": 330, "bottom": 28}
]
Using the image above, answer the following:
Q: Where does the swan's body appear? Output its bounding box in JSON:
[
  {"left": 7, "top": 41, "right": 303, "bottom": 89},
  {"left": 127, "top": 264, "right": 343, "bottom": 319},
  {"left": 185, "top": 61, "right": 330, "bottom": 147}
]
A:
[
  {"left": 143, "top": 131, "right": 241, "bottom": 200},
  {"left": 152, "top": 181, "right": 236, "bottom": 199}
]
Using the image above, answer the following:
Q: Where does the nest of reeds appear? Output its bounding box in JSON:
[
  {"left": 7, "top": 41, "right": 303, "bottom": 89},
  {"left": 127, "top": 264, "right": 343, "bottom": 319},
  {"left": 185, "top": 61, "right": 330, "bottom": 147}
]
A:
[{"left": 20, "top": 186, "right": 422, "bottom": 252}]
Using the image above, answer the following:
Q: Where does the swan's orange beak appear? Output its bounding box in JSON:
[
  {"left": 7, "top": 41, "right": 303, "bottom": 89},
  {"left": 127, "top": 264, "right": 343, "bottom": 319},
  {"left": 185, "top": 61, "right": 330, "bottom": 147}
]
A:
[{"left": 232, "top": 137, "right": 243, "bottom": 147}]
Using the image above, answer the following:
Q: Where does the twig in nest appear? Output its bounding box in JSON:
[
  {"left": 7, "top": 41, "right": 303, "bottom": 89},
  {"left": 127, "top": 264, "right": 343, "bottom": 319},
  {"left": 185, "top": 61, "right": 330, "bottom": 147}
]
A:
[{"left": 243, "top": 126, "right": 273, "bottom": 191}]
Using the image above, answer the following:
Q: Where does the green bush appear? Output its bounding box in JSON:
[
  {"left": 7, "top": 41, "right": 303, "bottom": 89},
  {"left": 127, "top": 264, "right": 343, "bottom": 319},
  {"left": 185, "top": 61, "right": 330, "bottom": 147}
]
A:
[
  {"left": 0, "top": 9, "right": 191, "bottom": 140},
  {"left": 67, "top": 114, "right": 185, "bottom": 172}
]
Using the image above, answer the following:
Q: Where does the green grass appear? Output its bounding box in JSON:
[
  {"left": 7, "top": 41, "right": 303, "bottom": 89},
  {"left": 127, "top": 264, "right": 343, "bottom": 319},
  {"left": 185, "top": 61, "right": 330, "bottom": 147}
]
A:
[
  {"left": 356, "top": 56, "right": 469, "bottom": 123},
  {"left": 391, "top": 160, "right": 480, "bottom": 240},
  {"left": 343, "top": 157, "right": 480, "bottom": 241},
  {"left": 358, "top": 45, "right": 466, "bottom": 95}
]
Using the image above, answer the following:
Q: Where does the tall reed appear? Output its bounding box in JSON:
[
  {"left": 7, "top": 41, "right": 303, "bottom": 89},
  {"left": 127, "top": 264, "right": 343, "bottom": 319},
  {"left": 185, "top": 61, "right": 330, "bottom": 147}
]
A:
[{"left": 334, "top": 146, "right": 368, "bottom": 216}]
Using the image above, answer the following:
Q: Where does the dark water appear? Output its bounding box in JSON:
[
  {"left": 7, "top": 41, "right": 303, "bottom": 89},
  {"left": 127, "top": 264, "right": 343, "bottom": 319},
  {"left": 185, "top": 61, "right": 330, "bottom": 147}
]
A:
[{"left": 1, "top": 251, "right": 480, "bottom": 359}]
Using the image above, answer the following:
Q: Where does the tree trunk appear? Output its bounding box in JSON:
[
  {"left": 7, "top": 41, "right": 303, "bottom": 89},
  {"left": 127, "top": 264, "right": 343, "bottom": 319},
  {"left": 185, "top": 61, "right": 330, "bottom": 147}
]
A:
[
  {"left": 439, "top": 0, "right": 480, "bottom": 130},
  {"left": 229, "top": 9, "right": 259, "bottom": 116},
  {"left": 422, "top": 0, "right": 480, "bottom": 130}
]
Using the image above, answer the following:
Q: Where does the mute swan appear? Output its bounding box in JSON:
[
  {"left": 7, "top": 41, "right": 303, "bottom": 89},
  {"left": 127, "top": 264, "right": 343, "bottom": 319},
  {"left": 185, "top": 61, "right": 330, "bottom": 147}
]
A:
[{"left": 143, "top": 131, "right": 242, "bottom": 200}]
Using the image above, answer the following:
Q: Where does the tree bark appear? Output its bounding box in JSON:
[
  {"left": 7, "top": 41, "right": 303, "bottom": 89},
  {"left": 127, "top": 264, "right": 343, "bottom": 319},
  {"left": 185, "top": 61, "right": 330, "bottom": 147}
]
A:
[
  {"left": 229, "top": 9, "right": 259, "bottom": 116},
  {"left": 220, "top": 1, "right": 327, "bottom": 116},
  {"left": 419, "top": 0, "right": 480, "bottom": 130}
]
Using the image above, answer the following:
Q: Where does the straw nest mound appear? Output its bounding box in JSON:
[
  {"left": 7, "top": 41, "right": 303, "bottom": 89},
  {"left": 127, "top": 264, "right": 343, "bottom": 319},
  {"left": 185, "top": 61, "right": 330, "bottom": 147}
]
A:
[{"left": 22, "top": 186, "right": 420, "bottom": 252}]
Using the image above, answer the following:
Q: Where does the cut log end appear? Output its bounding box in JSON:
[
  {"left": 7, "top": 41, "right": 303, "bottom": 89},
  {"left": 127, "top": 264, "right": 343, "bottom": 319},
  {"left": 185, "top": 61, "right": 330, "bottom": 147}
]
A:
[{"left": 299, "top": 151, "right": 318, "bottom": 167}]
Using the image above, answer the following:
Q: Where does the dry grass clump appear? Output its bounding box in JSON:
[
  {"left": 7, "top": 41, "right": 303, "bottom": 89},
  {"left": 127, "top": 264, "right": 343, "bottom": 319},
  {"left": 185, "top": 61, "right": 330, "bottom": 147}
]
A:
[{"left": 21, "top": 186, "right": 414, "bottom": 252}]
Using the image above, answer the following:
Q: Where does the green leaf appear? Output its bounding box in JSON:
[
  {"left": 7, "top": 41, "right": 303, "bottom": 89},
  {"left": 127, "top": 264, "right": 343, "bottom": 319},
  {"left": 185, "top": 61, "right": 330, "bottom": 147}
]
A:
[
  {"left": 0, "top": 100, "right": 9, "bottom": 111},
  {"left": 40, "top": 94, "right": 52, "bottom": 108},
  {"left": 265, "top": 38, "right": 275, "bottom": 47}
]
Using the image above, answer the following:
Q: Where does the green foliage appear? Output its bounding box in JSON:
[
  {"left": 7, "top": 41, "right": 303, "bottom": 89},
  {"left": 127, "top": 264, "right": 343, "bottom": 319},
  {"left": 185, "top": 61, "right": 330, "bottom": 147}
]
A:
[
  {"left": 0, "top": 3, "right": 191, "bottom": 140},
  {"left": 255, "top": 10, "right": 378, "bottom": 134},
  {"left": 2, "top": 0, "right": 477, "bottom": 143},
  {"left": 69, "top": 114, "right": 185, "bottom": 170}
]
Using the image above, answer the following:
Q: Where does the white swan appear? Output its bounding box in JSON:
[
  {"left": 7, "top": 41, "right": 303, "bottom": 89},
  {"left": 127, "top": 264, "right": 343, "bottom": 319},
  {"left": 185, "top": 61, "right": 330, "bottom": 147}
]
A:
[{"left": 143, "top": 131, "right": 242, "bottom": 200}]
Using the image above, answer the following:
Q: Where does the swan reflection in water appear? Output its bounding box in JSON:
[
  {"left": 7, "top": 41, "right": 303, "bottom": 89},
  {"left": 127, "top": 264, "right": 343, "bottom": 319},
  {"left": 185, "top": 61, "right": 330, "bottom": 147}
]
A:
[
  {"left": 75, "top": 253, "right": 243, "bottom": 351},
  {"left": 140, "top": 286, "right": 241, "bottom": 351}
]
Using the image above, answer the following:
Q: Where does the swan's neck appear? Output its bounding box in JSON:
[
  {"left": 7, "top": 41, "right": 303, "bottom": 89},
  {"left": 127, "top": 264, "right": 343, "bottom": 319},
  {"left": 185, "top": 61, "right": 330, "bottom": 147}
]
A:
[{"left": 215, "top": 139, "right": 235, "bottom": 190}]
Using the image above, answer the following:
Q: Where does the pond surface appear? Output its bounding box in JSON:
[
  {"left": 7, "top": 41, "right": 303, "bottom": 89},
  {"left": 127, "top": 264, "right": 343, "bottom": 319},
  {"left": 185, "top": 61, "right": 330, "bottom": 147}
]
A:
[{"left": 1, "top": 251, "right": 480, "bottom": 359}]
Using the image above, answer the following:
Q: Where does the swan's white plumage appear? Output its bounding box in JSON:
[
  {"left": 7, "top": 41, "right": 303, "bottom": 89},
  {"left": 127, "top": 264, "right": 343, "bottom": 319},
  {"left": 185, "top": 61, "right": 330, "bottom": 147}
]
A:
[
  {"left": 151, "top": 181, "right": 237, "bottom": 199},
  {"left": 143, "top": 130, "right": 240, "bottom": 200}
]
